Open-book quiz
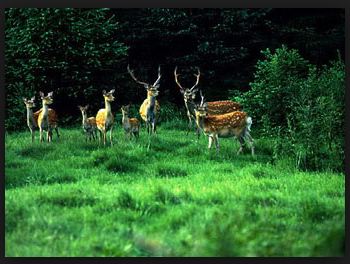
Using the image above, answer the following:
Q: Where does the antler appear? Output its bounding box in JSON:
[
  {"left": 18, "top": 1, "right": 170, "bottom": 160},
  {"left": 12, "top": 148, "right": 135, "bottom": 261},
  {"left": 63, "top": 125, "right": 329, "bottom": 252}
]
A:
[
  {"left": 127, "top": 64, "right": 149, "bottom": 86},
  {"left": 199, "top": 90, "right": 205, "bottom": 106},
  {"left": 190, "top": 67, "right": 201, "bottom": 91},
  {"left": 153, "top": 65, "right": 161, "bottom": 87},
  {"left": 174, "top": 66, "right": 185, "bottom": 90}
]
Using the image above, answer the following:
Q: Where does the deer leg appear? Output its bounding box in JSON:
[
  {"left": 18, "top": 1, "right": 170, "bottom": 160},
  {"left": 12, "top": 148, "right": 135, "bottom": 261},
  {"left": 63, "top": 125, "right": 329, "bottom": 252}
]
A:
[
  {"left": 245, "top": 131, "right": 255, "bottom": 156},
  {"left": 30, "top": 128, "right": 34, "bottom": 143},
  {"left": 39, "top": 128, "right": 43, "bottom": 143},
  {"left": 98, "top": 130, "right": 102, "bottom": 146},
  {"left": 237, "top": 136, "right": 244, "bottom": 155},
  {"left": 109, "top": 127, "right": 113, "bottom": 146},
  {"left": 55, "top": 127, "right": 60, "bottom": 139},
  {"left": 208, "top": 135, "right": 214, "bottom": 150},
  {"left": 215, "top": 135, "right": 220, "bottom": 153},
  {"left": 186, "top": 115, "right": 192, "bottom": 135}
]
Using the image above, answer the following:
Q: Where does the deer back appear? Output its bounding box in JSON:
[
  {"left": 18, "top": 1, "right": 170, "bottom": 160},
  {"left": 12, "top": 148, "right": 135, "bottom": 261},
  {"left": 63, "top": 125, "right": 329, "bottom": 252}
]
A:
[{"left": 207, "top": 101, "right": 242, "bottom": 115}]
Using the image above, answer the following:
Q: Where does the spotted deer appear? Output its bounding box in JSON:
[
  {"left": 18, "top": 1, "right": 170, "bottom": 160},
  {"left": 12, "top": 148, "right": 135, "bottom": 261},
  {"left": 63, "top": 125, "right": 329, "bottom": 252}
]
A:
[
  {"left": 127, "top": 65, "right": 161, "bottom": 135},
  {"left": 23, "top": 96, "right": 36, "bottom": 143},
  {"left": 121, "top": 105, "right": 140, "bottom": 139},
  {"left": 95, "top": 89, "right": 115, "bottom": 146},
  {"left": 78, "top": 105, "right": 97, "bottom": 142},
  {"left": 194, "top": 91, "right": 254, "bottom": 155},
  {"left": 174, "top": 67, "right": 242, "bottom": 138},
  {"left": 37, "top": 91, "right": 59, "bottom": 143}
]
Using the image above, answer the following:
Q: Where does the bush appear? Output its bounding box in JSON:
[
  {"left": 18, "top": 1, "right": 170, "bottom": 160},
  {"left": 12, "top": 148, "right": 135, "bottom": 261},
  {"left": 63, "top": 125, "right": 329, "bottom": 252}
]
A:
[{"left": 241, "top": 46, "right": 345, "bottom": 171}]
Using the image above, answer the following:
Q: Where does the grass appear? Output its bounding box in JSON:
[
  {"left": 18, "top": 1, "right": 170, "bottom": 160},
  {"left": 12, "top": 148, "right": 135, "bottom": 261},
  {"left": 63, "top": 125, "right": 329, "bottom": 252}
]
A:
[{"left": 5, "top": 122, "right": 345, "bottom": 256}]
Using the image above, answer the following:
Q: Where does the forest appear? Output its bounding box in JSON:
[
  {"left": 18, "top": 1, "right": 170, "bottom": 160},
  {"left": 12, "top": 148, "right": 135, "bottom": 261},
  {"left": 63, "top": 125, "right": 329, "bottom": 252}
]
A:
[{"left": 5, "top": 8, "right": 345, "bottom": 257}]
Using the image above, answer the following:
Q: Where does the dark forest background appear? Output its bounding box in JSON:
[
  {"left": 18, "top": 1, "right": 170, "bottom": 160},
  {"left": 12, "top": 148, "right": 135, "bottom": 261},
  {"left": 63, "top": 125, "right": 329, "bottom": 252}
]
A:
[{"left": 5, "top": 8, "right": 345, "bottom": 171}]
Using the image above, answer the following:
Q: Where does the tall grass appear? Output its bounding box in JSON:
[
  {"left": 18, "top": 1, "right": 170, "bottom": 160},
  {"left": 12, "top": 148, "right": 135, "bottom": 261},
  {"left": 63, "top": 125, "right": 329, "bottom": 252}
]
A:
[{"left": 5, "top": 123, "right": 345, "bottom": 256}]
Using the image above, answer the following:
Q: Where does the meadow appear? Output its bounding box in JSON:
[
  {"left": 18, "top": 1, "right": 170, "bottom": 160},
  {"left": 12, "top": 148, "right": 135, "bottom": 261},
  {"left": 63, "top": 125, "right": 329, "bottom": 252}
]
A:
[{"left": 5, "top": 121, "right": 345, "bottom": 257}]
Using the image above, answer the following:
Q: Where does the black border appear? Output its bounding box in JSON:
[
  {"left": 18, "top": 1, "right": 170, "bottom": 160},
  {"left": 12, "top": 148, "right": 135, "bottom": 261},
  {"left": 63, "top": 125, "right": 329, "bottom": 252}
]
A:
[{"left": 1, "top": 0, "right": 349, "bottom": 263}]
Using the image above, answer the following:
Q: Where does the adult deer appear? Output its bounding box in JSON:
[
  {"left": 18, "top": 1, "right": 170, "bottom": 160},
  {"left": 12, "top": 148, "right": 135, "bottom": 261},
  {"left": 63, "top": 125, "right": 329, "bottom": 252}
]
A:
[
  {"left": 23, "top": 96, "right": 36, "bottom": 143},
  {"left": 96, "top": 89, "right": 115, "bottom": 146},
  {"left": 127, "top": 65, "right": 161, "bottom": 135},
  {"left": 37, "top": 91, "right": 59, "bottom": 143},
  {"left": 174, "top": 67, "right": 242, "bottom": 138},
  {"left": 78, "top": 105, "right": 97, "bottom": 142},
  {"left": 194, "top": 91, "right": 254, "bottom": 155},
  {"left": 120, "top": 104, "right": 140, "bottom": 139}
]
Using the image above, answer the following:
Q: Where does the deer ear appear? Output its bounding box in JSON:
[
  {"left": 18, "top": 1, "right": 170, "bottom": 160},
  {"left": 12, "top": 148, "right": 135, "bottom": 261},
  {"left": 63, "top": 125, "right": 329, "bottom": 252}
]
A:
[
  {"left": 102, "top": 90, "right": 106, "bottom": 95},
  {"left": 109, "top": 89, "right": 115, "bottom": 94},
  {"left": 144, "top": 84, "right": 149, "bottom": 90},
  {"left": 39, "top": 91, "right": 44, "bottom": 98},
  {"left": 179, "top": 89, "right": 185, "bottom": 94},
  {"left": 23, "top": 97, "right": 27, "bottom": 102},
  {"left": 47, "top": 91, "right": 53, "bottom": 97},
  {"left": 31, "top": 96, "right": 35, "bottom": 101},
  {"left": 192, "top": 88, "right": 199, "bottom": 94},
  {"left": 154, "top": 84, "right": 160, "bottom": 90},
  {"left": 85, "top": 105, "right": 89, "bottom": 109}
]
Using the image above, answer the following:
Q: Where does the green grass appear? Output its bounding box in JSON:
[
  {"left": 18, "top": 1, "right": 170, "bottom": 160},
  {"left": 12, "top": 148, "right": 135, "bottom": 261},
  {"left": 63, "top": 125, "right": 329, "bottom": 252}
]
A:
[{"left": 5, "top": 122, "right": 345, "bottom": 256}]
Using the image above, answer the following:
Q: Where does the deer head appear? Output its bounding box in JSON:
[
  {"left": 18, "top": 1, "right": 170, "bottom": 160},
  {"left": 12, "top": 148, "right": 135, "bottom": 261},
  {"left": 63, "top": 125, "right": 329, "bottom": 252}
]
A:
[
  {"left": 120, "top": 104, "right": 130, "bottom": 115},
  {"left": 102, "top": 89, "right": 115, "bottom": 102},
  {"left": 23, "top": 96, "right": 36, "bottom": 108},
  {"left": 78, "top": 105, "right": 89, "bottom": 114},
  {"left": 39, "top": 91, "right": 53, "bottom": 105},
  {"left": 174, "top": 66, "right": 200, "bottom": 102},
  {"left": 127, "top": 64, "right": 161, "bottom": 97},
  {"left": 194, "top": 90, "right": 208, "bottom": 118}
]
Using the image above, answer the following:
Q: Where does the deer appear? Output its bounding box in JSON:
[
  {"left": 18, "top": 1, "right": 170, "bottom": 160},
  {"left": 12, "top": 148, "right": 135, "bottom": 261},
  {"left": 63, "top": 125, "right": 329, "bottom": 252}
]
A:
[
  {"left": 78, "top": 105, "right": 97, "bottom": 142},
  {"left": 23, "top": 96, "right": 37, "bottom": 143},
  {"left": 174, "top": 67, "right": 242, "bottom": 138},
  {"left": 127, "top": 64, "right": 161, "bottom": 135},
  {"left": 194, "top": 91, "right": 254, "bottom": 155},
  {"left": 95, "top": 89, "right": 115, "bottom": 146},
  {"left": 120, "top": 104, "right": 140, "bottom": 139},
  {"left": 37, "top": 91, "right": 59, "bottom": 143}
]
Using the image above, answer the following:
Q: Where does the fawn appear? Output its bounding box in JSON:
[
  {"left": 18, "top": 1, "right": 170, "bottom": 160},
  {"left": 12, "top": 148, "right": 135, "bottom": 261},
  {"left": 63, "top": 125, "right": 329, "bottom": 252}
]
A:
[
  {"left": 121, "top": 105, "right": 140, "bottom": 139},
  {"left": 127, "top": 65, "right": 161, "bottom": 135},
  {"left": 95, "top": 89, "right": 115, "bottom": 146},
  {"left": 194, "top": 91, "right": 254, "bottom": 155},
  {"left": 78, "top": 105, "right": 97, "bottom": 142},
  {"left": 23, "top": 96, "right": 36, "bottom": 143},
  {"left": 37, "top": 91, "right": 59, "bottom": 143},
  {"left": 174, "top": 67, "right": 242, "bottom": 138}
]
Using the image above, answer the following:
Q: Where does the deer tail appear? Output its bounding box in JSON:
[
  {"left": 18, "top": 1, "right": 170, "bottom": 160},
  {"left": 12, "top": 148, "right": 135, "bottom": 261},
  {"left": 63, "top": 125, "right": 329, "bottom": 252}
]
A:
[{"left": 246, "top": 116, "right": 252, "bottom": 132}]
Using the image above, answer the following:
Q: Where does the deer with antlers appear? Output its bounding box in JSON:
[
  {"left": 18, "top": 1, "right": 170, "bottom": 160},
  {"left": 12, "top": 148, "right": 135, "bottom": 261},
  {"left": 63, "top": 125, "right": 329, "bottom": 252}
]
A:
[
  {"left": 121, "top": 104, "right": 140, "bottom": 139},
  {"left": 194, "top": 91, "right": 254, "bottom": 155},
  {"left": 95, "top": 89, "right": 115, "bottom": 146},
  {"left": 174, "top": 67, "right": 242, "bottom": 138},
  {"left": 78, "top": 105, "right": 97, "bottom": 142},
  {"left": 37, "top": 91, "right": 59, "bottom": 143},
  {"left": 127, "top": 65, "right": 161, "bottom": 135}
]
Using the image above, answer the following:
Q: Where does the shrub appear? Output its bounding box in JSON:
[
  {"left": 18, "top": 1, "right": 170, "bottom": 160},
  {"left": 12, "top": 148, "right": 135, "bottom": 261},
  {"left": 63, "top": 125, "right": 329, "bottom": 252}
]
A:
[{"left": 240, "top": 46, "right": 344, "bottom": 171}]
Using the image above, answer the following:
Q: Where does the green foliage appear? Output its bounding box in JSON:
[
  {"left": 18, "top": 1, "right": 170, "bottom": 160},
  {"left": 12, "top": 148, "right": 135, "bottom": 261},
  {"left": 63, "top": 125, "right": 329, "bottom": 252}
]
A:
[
  {"left": 5, "top": 8, "right": 128, "bottom": 131},
  {"left": 5, "top": 126, "right": 345, "bottom": 256},
  {"left": 241, "top": 46, "right": 345, "bottom": 171}
]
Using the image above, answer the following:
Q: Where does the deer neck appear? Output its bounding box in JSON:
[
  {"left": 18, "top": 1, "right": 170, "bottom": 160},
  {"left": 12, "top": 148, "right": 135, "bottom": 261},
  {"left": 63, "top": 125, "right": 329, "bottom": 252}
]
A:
[
  {"left": 104, "top": 99, "right": 112, "bottom": 116},
  {"left": 42, "top": 103, "right": 49, "bottom": 118},
  {"left": 81, "top": 112, "right": 87, "bottom": 125},
  {"left": 196, "top": 114, "right": 206, "bottom": 130},
  {"left": 122, "top": 112, "right": 129, "bottom": 125},
  {"left": 26, "top": 107, "right": 35, "bottom": 126},
  {"left": 185, "top": 99, "right": 196, "bottom": 117}
]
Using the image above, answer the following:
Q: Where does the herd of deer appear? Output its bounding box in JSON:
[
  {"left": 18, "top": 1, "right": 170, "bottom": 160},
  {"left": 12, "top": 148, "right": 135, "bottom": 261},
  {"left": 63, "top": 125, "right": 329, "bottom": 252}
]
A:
[{"left": 23, "top": 66, "right": 254, "bottom": 155}]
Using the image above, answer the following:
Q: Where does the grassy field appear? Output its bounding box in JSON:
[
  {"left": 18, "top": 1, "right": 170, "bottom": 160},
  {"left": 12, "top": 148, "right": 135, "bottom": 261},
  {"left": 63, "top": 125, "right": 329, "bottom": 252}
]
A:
[{"left": 5, "top": 122, "right": 345, "bottom": 256}]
